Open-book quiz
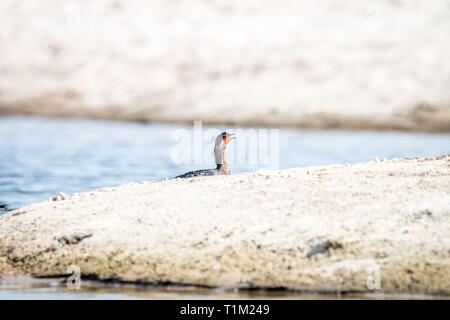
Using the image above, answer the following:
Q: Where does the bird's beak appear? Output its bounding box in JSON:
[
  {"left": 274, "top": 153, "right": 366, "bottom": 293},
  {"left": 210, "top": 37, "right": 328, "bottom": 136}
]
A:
[{"left": 224, "top": 133, "right": 236, "bottom": 144}]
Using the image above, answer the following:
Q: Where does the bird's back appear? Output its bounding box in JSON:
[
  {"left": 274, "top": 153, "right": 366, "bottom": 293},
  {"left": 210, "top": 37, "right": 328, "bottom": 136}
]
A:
[{"left": 175, "top": 169, "right": 219, "bottom": 179}]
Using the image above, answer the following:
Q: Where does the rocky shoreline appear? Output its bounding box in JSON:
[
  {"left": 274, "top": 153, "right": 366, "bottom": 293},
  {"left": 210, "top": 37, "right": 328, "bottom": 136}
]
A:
[{"left": 0, "top": 156, "right": 449, "bottom": 295}]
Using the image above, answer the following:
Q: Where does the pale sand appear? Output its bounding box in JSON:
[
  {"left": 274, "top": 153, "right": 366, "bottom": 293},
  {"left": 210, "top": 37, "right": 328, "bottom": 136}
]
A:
[
  {"left": 1, "top": 0, "right": 450, "bottom": 131},
  {"left": 0, "top": 156, "right": 449, "bottom": 295}
]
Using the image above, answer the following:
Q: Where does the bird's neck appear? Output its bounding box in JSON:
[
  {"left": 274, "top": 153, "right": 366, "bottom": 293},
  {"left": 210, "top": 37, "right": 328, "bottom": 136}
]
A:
[
  {"left": 215, "top": 147, "right": 230, "bottom": 174},
  {"left": 217, "top": 163, "right": 230, "bottom": 174},
  {"left": 214, "top": 146, "right": 227, "bottom": 165}
]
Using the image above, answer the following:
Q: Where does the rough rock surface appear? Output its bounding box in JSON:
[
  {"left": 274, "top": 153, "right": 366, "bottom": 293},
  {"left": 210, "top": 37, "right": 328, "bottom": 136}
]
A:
[
  {"left": 0, "top": 156, "right": 449, "bottom": 295},
  {"left": 1, "top": 0, "right": 450, "bottom": 131}
]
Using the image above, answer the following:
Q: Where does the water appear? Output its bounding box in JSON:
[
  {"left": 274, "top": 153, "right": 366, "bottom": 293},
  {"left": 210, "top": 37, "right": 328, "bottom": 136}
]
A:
[
  {"left": 1, "top": 115, "right": 449, "bottom": 211},
  {"left": 0, "top": 115, "right": 449, "bottom": 299},
  {"left": 0, "top": 276, "right": 439, "bottom": 300}
]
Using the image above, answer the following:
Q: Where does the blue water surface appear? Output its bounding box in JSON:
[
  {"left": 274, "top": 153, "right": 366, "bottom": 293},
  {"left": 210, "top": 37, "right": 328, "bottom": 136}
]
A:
[{"left": 1, "top": 115, "right": 449, "bottom": 211}]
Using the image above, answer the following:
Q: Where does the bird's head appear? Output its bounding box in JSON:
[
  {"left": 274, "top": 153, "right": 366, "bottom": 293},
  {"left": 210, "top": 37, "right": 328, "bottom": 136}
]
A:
[{"left": 217, "top": 132, "right": 235, "bottom": 146}]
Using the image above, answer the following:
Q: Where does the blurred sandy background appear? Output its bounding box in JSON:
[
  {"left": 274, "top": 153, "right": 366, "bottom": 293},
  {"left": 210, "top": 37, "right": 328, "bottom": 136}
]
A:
[{"left": 0, "top": 0, "right": 449, "bottom": 131}]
